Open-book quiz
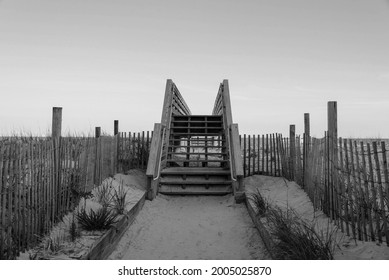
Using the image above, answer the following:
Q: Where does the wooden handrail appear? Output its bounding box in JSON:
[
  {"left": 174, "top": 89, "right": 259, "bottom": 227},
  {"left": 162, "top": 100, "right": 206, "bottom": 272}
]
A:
[
  {"left": 146, "top": 123, "right": 163, "bottom": 178},
  {"left": 212, "top": 80, "right": 244, "bottom": 191}
]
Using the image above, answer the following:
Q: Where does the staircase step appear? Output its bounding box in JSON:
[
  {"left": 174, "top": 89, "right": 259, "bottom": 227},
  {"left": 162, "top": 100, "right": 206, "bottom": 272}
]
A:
[
  {"left": 168, "top": 152, "right": 227, "bottom": 156},
  {"left": 170, "top": 132, "right": 224, "bottom": 136},
  {"left": 169, "top": 145, "right": 225, "bottom": 148},
  {"left": 161, "top": 167, "right": 230, "bottom": 176},
  {"left": 160, "top": 179, "right": 232, "bottom": 185},
  {"left": 167, "top": 159, "right": 228, "bottom": 163},
  {"left": 159, "top": 185, "right": 232, "bottom": 195}
]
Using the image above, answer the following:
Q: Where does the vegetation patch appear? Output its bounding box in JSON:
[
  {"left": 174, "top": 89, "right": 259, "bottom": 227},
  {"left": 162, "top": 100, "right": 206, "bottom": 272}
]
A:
[{"left": 249, "top": 190, "right": 339, "bottom": 260}]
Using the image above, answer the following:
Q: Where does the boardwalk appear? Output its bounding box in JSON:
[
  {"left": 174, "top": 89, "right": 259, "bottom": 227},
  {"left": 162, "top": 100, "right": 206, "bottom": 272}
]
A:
[{"left": 108, "top": 195, "right": 269, "bottom": 260}]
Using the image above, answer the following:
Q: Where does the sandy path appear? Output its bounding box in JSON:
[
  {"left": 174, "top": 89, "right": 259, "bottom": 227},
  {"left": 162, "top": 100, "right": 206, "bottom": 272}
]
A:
[{"left": 109, "top": 194, "right": 269, "bottom": 260}]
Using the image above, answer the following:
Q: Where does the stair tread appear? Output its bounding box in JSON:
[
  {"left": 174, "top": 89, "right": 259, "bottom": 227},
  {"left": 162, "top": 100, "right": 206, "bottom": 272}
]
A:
[
  {"left": 161, "top": 167, "right": 230, "bottom": 175},
  {"left": 160, "top": 179, "right": 232, "bottom": 185},
  {"left": 169, "top": 145, "right": 225, "bottom": 148},
  {"left": 159, "top": 185, "right": 232, "bottom": 195},
  {"left": 167, "top": 159, "right": 228, "bottom": 162},
  {"left": 168, "top": 152, "right": 227, "bottom": 155}
]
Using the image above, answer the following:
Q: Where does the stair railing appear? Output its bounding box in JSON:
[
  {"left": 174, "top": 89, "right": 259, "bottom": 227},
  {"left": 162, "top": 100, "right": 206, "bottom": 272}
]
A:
[
  {"left": 146, "top": 79, "right": 192, "bottom": 199},
  {"left": 212, "top": 80, "right": 244, "bottom": 194}
]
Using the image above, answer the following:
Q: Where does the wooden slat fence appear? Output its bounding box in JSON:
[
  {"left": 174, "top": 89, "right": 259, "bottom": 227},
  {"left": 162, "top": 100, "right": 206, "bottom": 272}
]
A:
[
  {"left": 117, "top": 131, "right": 152, "bottom": 172},
  {"left": 0, "top": 131, "right": 152, "bottom": 259},
  {"left": 241, "top": 133, "right": 389, "bottom": 245}
]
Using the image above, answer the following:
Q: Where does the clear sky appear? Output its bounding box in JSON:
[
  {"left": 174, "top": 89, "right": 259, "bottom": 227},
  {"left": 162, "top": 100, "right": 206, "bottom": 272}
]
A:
[{"left": 0, "top": 0, "right": 388, "bottom": 138}]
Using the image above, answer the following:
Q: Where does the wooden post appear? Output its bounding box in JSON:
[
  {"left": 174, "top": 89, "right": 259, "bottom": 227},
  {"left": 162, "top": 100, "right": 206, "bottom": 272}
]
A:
[
  {"left": 94, "top": 127, "right": 101, "bottom": 185},
  {"left": 303, "top": 113, "right": 310, "bottom": 189},
  {"left": 289, "top": 125, "right": 296, "bottom": 181},
  {"left": 114, "top": 120, "right": 119, "bottom": 173},
  {"left": 328, "top": 102, "right": 338, "bottom": 222},
  {"left": 114, "top": 120, "right": 119, "bottom": 135},
  {"left": 51, "top": 107, "right": 62, "bottom": 221}
]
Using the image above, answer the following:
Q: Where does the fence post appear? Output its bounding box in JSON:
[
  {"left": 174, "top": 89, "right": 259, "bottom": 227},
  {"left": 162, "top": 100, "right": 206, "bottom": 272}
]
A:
[
  {"left": 289, "top": 125, "right": 296, "bottom": 181},
  {"left": 303, "top": 113, "right": 310, "bottom": 188},
  {"left": 51, "top": 107, "right": 62, "bottom": 220},
  {"left": 114, "top": 120, "right": 119, "bottom": 136},
  {"left": 94, "top": 127, "right": 101, "bottom": 185},
  {"left": 114, "top": 120, "right": 119, "bottom": 173},
  {"left": 328, "top": 101, "right": 338, "bottom": 221}
]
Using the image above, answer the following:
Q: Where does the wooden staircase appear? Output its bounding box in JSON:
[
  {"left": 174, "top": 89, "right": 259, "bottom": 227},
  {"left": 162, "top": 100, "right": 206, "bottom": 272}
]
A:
[
  {"left": 159, "top": 115, "right": 232, "bottom": 194},
  {"left": 146, "top": 79, "right": 244, "bottom": 200}
]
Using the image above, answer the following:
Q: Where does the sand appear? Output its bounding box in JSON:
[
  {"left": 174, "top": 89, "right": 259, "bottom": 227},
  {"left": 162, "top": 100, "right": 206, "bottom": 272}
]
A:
[
  {"left": 245, "top": 175, "right": 389, "bottom": 260},
  {"left": 109, "top": 194, "right": 269, "bottom": 260}
]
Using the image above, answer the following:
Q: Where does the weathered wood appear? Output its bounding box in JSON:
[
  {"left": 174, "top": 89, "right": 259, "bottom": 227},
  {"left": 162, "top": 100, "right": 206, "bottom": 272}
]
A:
[
  {"left": 146, "top": 124, "right": 163, "bottom": 200},
  {"left": 114, "top": 120, "right": 119, "bottom": 135},
  {"left": 252, "top": 135, "right": 255, "bottom": 175},
  {"left": 161, "top": 79, "right": 174, "bottom": 126},
  {"left": 261, "top": 135, "right": 265, "bottom": 174},
  {"left": 248, "top": 135, "right": 251, "bottom": 176},
  {"left": 354, "top": 140, "right": 366, "bottom": 240},
  {"left": 381, "top": 141, "right": 389, "bottom": 245},
  {"left": 338, "top": 137, "right": 346, "bottom": 234},
  {"left": 373, "top": 141, "right": 388, "bottom": 245},
  {"left": 348, "top": 139, "right": 361, "bottom": 239},
  {"left": 367, "top": 143, "right": 380, "bottom": 242},
  {"left": 289, "top": 125, "right": 296, "bottom": 181},
  {"left": 266, "top": 134, "right": 269, "bottom": 175},
  {"left": 257, "top": 135, "right": 260, "bottom": 175},
  {"left": 243, "top": 134, "right": 246, "bottom": 177},
  {"left": 344, "top": 139, "right": 355, "bottom": 239}
]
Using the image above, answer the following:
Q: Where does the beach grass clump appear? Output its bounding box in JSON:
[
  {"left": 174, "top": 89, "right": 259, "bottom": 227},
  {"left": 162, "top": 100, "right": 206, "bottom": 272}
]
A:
[
  {"left": 92, "top": 180, "right": 113, "bottom": 208},
  {"left": 110, "top": 181, "right": 129, "bottom": 215},
  {"left": 248, "top": 189, "right": 269, "bottom": 217},
  {"left": 76, "top": 207, "right": 118, "bottom": 231},
  {"left": 266, "top": 207, "right": 337, "bottom": 260}
]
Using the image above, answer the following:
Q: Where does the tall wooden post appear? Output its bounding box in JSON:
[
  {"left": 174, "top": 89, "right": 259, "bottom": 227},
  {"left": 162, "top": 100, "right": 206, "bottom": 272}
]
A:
[
  {"left": 114, "top": 120, "right": 119, "bottom": 173},
  {"left": 114, "top": 120, "right": 119, "bottom": 135},
  {"left": 303, "top": 113, "right": 310, "bottom": 188},
  {"left": 328, "top": 101, "right": 338, "bottom": 220},
  {"left": 289, "top": 125, "right": 296, "bottom": 181},
  {"left": 94, "top": 127, "right": 101, "bottom": 185},
  {"left": 52, "top": 107, "right": 62, "bottom": 220}
]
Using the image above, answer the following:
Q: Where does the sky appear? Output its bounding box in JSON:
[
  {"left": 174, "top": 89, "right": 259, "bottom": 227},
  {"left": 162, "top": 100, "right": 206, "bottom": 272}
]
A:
[{"left": 0, "top": 0, "right": 388, "bottom": 138}]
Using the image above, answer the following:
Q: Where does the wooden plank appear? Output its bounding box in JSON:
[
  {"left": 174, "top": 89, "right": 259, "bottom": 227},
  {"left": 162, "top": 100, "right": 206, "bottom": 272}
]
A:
[
  {"left": 269, "top": 134, "right": 273, "bottom": 176},
  {"left": 360, "top": 142, "right": 373, "bottom": 241},
  {"left": 2, "top": 145, "right": 11, "bottom": 258},
  {"left": 8, "top": 143, "right": 16, "bottom": 258},
  {"left": 243, "top": 134, "right": 246, "bottom": 177},
  {"left": 266, "top": 134, "right": 269, "bottom": 175},
  {"left": 367, "top": 143, "right": 380, "bottom": 242},
  {"left": 349, "top": 139, "right": 361, "bottom": 239},
  {"left": 146, "top": 124, "right": 163, "bottom": 177},
  {"left": 344, "top": 139, "right": 356, "bottom": 239},
  {"left": 161, "top": 79, "right": 173, "bottom": 126},
  {"left": 261, "top": 135, "right": 265, "bottom": 174},
  {"left": 338, "top": 138, "right": 345, "bottom": 234},
  {"left": 272, "top": 134, "right": 276, "bottom": 177},
  {"left": 257, "top": 135, "right": 260, "bottom": 175},
  {"left": 231, "top": 124, "right": 244, "bottom": 177},
  {"left": 21, "top": 145, "right": 27, "bottom": 251},
  {"left": 0, "top": 146, "right": 5, "bottom": 259},
  {"left": 252, "top": 135, "right": 256, "bottom": 175},
  {"left": 289, "top": 126, "right": 296, "bottom": 181},
  {"left": 275, "top": 135, "right": 280, "bottom": 176},
  {"left": 141, "top": 131, "right": 145, "bottom": 170},
  {"left": 247, "top": 135, "right": 251, "bottom": 176},
  {"left": 354, "top": 141, "right": 367, "bottom": 241},
  {"left": 373, "top": 141, "right": 388, "bottom": 245},
  {"left": 381, "top": 141, "right": 389, "bottom": 244}
]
